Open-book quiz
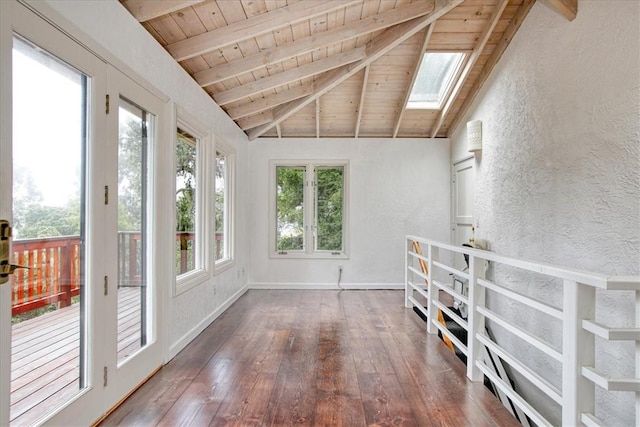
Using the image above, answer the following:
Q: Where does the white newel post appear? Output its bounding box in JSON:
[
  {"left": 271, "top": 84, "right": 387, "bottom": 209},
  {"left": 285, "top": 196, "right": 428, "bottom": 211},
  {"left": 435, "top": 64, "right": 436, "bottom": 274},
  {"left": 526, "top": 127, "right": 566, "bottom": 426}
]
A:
[
  {"left": 404, "top": 239, "right": 411, "bottom": 308},
  {"left": 426, "top": 244, "right": 438, "bottom": 335},
  {"left": 636, "top": 288, "right": 640, "bottom": 424},
  {"left": 562, "top": 280, "right": 595, "bottom": 426},
  {"left": 467, "top": 253, "right": 486, "bottom": 381}
]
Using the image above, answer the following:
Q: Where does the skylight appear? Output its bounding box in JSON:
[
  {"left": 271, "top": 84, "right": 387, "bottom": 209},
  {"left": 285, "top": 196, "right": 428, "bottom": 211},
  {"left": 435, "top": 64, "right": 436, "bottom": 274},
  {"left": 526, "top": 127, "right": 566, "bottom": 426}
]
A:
[{"left": 408, "top": 52, "right": 465, "bottom": 110}]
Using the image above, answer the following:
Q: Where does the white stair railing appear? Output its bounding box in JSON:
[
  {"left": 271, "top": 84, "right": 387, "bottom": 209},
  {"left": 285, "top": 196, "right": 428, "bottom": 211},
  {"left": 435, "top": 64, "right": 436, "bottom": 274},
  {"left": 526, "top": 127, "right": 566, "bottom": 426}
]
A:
[{"left": 405, "top": 235, "right": 640, "bottom": 426}]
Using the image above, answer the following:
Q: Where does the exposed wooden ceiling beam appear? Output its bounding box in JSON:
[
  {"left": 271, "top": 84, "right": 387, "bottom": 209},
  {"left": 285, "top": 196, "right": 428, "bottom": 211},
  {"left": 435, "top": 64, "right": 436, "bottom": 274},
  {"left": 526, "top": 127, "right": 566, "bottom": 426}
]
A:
[
  {"left": 247, "top": 0, "right": 464, "bottom": 140},
  {"left": 392, "top": 24, "right": 434, "bottom": 138},
  {"left": 430, "top": 0, "right": 509, "bottom": 138},
  {"left": 446, "top": 0, "right": 535, "bottom": 137},
  {"left": 237, "top": 111, "right": 273, "bottom": 131},
  {"left": 541, "top": 0, "right": 578, "bottom": 21},
  {"left": 120, "top": 0, "right": 204, "bottom": 23},
  {"left": 354, "top": 66, "right": 370, "bottom": 138},
  {"left": 194, "top": 1, "right": 437, "bottom": 87},
  {"left": 214, "top": 47, "right": 366, "bottom": 106},
  {"left": 316, "top": 99, "right": 321, "bottom": 138},
  {"left": 276, "top": 123, "right": 282, "bottom": 138},
  {"left": 166, "top": 0, "right": 360, "bottom": 62},
  {"left": 226, "top": 86, "right": 313, "bottom": 120}
]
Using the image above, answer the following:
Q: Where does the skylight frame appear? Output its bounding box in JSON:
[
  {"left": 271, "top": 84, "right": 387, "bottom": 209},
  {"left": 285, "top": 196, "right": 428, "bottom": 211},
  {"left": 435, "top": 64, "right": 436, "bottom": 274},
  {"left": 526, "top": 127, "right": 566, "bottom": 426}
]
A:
[{"left": 407, "top": 51, "right": 467, "bottom": 110}]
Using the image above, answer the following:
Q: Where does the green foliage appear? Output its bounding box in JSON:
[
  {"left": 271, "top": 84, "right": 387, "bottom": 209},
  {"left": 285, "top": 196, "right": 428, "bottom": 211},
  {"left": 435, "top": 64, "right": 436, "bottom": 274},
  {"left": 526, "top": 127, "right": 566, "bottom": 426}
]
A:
[
  {"left": 275, "top": 166, "right": 344, "bottom": 252},
  {"left": 176, "top": 137, "right": 196, "bottom": 233},
  {"left": 276, "top": 167, "right": 304, "bottom": 250},
  {"left": 316, "top": 168, "right": 343, "bottom": 251},
  {"left": 118, "top": 119, "right": 144, "bottom": 231},
  {"left": 13, "top": 167, "right": 81, "bottom": 239},
  {"left": 18, "top": 204, "right": 81, "bottom": 238}
]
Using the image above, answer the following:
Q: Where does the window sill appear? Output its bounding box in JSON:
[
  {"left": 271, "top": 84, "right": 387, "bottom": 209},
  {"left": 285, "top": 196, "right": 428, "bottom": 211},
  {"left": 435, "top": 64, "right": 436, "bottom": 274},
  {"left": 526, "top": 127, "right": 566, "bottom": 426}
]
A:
[
  {"left": 174, "top": 269, "right": 210, "bottom": 296},
  {"left": 215, "top": 258, "right": 234, "bottom": 274},
  {"left": 270, "top": 252, "right": 348, "bottom": 260}
]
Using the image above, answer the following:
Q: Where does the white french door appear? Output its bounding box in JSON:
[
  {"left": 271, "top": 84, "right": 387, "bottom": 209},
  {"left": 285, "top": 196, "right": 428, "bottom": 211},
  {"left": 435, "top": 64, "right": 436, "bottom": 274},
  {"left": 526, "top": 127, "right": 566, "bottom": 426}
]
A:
[
  {"left": 0, "top": 2, "right": 164, "bottom": 425},
  {"left": 103, "top": 66, "right": 164, "bottom": 410}
]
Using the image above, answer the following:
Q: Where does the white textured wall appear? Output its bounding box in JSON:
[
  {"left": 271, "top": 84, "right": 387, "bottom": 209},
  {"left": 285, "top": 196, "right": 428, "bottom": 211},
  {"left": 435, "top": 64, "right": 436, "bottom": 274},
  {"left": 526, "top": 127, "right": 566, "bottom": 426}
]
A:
[
  {"left": 451, "top": 2, "right": 639, "bottom": 425},
  {"left": 41, "top": 0, "right": 250, "bottom": 358},
  {"left": 249, "top": 138, "right": 450, "bottom": 288}
]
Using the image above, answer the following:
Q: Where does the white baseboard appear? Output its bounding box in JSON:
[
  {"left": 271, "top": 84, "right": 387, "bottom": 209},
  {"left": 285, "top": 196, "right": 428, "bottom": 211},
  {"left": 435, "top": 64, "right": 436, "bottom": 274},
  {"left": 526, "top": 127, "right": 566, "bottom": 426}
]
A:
[
  {"left": 248, "top": 282, "right": 404, "bottom": 290},
  {"left": 167, "top": 284, "right": 248, "bottom": 361}
]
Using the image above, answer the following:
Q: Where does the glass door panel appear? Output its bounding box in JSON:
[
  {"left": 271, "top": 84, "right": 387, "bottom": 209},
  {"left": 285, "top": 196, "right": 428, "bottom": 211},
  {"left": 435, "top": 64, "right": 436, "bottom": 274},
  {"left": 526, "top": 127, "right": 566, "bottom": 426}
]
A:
[
  {"left": 105, "top": 66, "right": 163, "bottom": 410},
  {"left": 117, "top": 99, "right": 150, "bottom": 364},
  {"left": 10, "top": 34, "right": 88, "bottom": 426}
]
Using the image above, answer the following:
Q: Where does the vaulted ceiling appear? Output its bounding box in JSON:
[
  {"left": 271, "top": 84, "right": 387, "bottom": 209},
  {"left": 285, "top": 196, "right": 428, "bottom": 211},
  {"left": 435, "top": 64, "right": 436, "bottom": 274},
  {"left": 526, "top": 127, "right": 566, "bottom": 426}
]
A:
[{"left": 119, "top": 0, "right": 576, "bottom": 140}]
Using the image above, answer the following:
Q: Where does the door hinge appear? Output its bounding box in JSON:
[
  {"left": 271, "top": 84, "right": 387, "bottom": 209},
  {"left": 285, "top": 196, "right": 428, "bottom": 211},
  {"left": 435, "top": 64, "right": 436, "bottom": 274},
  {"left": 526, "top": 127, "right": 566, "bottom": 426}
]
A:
[
  {"left": 104, "top": 186, "right": 109, "bottom": 205},
  {"left": 103, "top": 366, "right": 108, "bottom": 387},
  {"left": 104, "top": 276, "right": 108, "bottom": 296},
  {"left": 105, "top": 94, "right": 110, "bottom": 114}
]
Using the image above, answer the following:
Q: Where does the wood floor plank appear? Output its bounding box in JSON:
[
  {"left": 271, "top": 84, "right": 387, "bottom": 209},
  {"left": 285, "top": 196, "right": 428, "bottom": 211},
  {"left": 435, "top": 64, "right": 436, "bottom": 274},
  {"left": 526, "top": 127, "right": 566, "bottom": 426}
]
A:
[{"left": 102, "top": 290, "right": 520, "bottom": 427}]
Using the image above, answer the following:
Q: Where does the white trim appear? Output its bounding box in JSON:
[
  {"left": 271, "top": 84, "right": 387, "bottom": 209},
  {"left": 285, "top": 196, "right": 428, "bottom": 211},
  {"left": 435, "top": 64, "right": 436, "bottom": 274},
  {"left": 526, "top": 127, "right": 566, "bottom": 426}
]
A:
[
  {"left": 248, "top": 282, "right": 404, "bottom": 290},
  {"left": 21, "top": 0, "right": 169, "bottom": 104},
  {"left": 167, "top": 285, "right": 248, "bottom": 361},
  {"left": 269, "top": 159, "right": 349, "bottom": 259},
  {"left": 214, "top": 137, "right": 235, "bottom": 269},
  {"left": 174, "top": 105, "right": 213, "bottom": 296}
]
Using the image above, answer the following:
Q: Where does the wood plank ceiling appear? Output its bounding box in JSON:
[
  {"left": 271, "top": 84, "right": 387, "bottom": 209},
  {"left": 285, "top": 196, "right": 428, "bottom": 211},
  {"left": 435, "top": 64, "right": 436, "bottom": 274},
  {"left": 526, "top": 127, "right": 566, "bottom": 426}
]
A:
[{"left": 119, "top": 0, "right": 567, "bottom": 140}]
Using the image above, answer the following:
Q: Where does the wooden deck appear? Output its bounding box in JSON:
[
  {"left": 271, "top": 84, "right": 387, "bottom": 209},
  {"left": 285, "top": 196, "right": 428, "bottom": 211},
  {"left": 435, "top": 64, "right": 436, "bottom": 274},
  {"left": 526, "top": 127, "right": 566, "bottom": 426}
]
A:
[
  {"left": 102, "top": 290, "right": 519, "bottom": 426},
  {"left": 10, "top": 287, "right": 142, "bottom": 426}
]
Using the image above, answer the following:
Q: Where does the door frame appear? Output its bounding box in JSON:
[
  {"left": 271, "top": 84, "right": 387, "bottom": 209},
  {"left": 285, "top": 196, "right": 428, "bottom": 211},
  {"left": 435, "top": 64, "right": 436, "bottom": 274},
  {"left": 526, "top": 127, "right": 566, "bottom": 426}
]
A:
[
  {"left": 0, "top": 1, "right": 169, "bottom": 424},
  {"left": 104, "top": 65, "right": 168, "bottom": 411},
  {"left": 1, "top": 1, "right": 108, "bottom": 425},
  {"left": 451, "top": 154, "right": 475, "bottom": 243}
]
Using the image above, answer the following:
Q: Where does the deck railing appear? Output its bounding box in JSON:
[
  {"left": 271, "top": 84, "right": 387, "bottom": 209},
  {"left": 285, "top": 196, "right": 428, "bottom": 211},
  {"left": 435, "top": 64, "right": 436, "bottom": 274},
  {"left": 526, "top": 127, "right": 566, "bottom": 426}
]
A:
[
  {"left": 10, "top": 231, "right": 213, "bottom": 316},
  {"left": 405, "top": 235, "right": 639, "bottom": 427},
  {"left": 11, "top": 236, "right": 81, "bottom": 316}
]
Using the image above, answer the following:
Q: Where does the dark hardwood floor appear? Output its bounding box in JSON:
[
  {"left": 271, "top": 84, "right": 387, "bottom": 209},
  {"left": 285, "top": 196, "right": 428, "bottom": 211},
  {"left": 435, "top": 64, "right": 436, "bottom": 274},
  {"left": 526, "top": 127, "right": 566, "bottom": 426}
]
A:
[{"left": 101, "top": 290, "right": 519, "bottom": 426}]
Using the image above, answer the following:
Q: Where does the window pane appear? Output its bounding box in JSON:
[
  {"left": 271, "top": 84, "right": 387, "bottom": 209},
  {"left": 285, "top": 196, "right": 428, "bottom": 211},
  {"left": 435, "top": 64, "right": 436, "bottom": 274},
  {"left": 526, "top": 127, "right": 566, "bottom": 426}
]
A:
[
  {"left": 176, "top": 128, "right": 197, "bottom": 275},
  {"left": 11, "top": 34, "right": 88, "bottom": 422},
  {"left": 117, "top": 98, "right": 151, "bottom": 363},
  {"left": 215, "top": 151, "right": 226, "bottom": 261},
  {"left": 315, "top": 167, "right": 344, "bottom": 251},
  {"left": 276, "top": 166, "right": 305, "bottom": 251},
  {"left": 409, "top": 52, "right": 465, "bottom": 108}
]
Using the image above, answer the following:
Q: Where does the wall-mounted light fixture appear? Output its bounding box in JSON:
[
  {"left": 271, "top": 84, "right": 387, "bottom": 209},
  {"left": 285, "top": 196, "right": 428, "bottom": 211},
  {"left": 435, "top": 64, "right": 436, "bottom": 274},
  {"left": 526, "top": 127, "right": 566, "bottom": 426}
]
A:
[{"left": 467, "top": 120, "right": 482, "bottom": 153}]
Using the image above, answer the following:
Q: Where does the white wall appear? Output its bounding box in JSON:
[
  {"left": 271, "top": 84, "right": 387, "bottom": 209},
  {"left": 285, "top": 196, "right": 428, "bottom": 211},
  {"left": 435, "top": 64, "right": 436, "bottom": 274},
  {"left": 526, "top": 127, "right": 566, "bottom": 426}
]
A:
[
  {"left": 451, "top": 2, "right": 639, "bottom": 425},
  {"left": 249, "top": 138, "right": 450, "bottom": 288},
  {"left": 40, "top": 0, "right": 250, "bottom": 358}
]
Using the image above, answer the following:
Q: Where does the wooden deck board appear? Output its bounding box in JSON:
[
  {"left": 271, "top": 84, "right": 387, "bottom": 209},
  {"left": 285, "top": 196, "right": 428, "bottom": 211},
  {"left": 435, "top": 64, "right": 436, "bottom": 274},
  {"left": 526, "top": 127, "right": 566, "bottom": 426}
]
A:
[
  {"left": 10, "top": 287, "right": 141, "bottom": 425},
  {"left": 102, "top": 290, "right": 520, "bottom": 427}
]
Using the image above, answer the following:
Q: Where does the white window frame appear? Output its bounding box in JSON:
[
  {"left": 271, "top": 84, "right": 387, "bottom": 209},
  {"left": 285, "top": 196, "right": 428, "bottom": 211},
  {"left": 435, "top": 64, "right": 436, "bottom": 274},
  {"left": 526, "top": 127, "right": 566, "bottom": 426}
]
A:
[
  {"left": 269, "top": 160, "right": 349, "bottom": 259},
  {"left": 214, "top": 137, "right": 235, "bottom": 272},
  {"left": 174, "top": 106, "right": 213, "bottom": 295}
]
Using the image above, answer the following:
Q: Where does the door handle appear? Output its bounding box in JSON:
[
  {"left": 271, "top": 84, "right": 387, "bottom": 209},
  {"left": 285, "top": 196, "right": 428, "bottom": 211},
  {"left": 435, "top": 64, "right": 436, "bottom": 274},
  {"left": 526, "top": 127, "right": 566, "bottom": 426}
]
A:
[{"left": 0, "top": 219, "right": 28, "bottom": 285}]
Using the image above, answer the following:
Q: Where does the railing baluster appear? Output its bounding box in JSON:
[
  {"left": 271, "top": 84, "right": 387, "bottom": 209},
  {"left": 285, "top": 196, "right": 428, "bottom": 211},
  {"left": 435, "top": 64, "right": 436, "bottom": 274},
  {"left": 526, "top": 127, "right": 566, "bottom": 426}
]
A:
[
  {"left": 562, "top": 280, "right": 595, "bottom": 425},
  {"left": 404, "top": 239, "right": 411, "bottom": 308},
  {"left": 635, "top": 291, "right": 640, "bottom": 423},
  {"left": 467, "top": 253, "right": 486, "bottom": 382},
  {"left": 426, "top": 244, "right": 437, "bottom": 335}
]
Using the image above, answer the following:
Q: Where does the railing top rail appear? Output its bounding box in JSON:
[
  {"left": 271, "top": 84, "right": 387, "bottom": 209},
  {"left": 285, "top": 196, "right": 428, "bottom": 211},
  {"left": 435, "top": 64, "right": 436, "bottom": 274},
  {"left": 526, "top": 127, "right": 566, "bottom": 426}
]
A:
[
  {"left": 13, "top": 235, "right": 81, "bottom": 245},
  {"left": 406, "top": 235, "right": 639, "bottom": 290}
]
